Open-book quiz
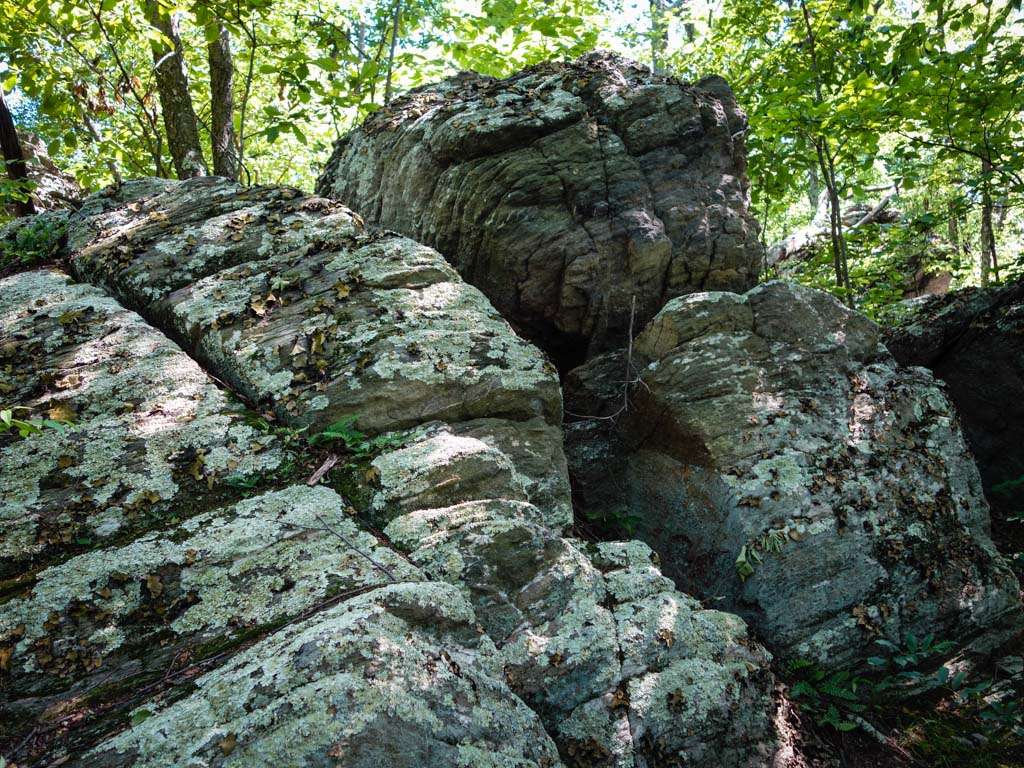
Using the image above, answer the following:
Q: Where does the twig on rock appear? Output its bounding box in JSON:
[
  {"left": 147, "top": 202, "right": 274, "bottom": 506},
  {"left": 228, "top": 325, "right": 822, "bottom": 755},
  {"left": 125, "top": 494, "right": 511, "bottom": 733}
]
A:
[
  {"left": 307, "top": 453, "right": 339, "bottom": 485},
  {"left": 565, "top": 294, "right": 647, "bottom": 423}
]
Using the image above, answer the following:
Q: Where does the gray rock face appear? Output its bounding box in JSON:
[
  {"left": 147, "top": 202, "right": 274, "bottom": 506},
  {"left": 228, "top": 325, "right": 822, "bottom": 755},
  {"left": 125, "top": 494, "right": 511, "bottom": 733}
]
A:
[
  {"left": 1, "top": 178, "right": 778, "bottom": 767},
  {"left": 883, "top": 279, "right": 1024, "bottom": 534},
  {"left": 566, "top": 281, "right": 1023, "bottom": 668},
  {"left": 0, "top": 269, "right": 283, "bottom": 580},
  {"left": 85, "top": 583, "right": 563, "bottom": 768},
  {"left": 316, "top": 51, "right": 762, "bottom": 363}
]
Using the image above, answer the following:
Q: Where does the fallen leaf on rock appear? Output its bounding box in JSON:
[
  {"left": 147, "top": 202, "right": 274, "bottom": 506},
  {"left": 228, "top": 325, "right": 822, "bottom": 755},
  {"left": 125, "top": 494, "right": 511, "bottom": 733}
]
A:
[
  {"left": 145, "top": 574, "right": 163, "bottom": 598},
  {"left": 219, "top": 733, "right": 237, "bottom": 755}
]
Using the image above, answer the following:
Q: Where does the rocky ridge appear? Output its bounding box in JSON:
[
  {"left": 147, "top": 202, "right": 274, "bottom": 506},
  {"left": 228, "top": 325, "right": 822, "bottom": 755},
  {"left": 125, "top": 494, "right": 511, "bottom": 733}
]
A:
[{"left": 0, "top": 177, "right": 777, "bottom": 767}]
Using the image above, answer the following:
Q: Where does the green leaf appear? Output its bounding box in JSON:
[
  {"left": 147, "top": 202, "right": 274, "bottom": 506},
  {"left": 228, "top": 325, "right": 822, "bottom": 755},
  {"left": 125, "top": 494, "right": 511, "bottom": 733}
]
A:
[{"left": 130, "top": 708, "right": 154, "bottom": 726}]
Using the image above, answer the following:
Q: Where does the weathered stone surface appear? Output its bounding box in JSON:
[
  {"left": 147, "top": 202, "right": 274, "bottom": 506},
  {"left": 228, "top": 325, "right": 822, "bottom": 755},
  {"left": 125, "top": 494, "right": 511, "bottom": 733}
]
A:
[
  {"left": 566, "top": 281, "right": 1023, "bottom": 668},
  {"left": 0, "top": 485, "right": 418, "bottom": 742},
  {"left": 317, "top": 51, "right": 761, "bottom": 362},
  {"left": 1, "top": 179, "right": 779, "bottom": 766},
  {"left": 373, "top": 431, "right": 777, "bottom": 766},
  {"left": 366, "top": 420, "right": 572, "bottom": 531},
  {"left": 19, "top": 132, "right": 83, "bottom": 212},
  {"left": 0, "top": 269, "right": 282, "bottom": 580},
  {"left": 65, "top": 178, "right": 565, "bottom": 508},
  {"left": 883, "top": 279, "right": 1024, "bottom": 532},
  {"left": 84, "top": 583, "right": 564, "bottom": 768}
]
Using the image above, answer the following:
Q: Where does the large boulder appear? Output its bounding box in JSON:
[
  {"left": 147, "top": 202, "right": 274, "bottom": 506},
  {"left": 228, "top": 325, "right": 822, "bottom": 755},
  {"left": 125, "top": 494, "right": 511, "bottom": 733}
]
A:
[
  {"left": 566, "top": 281, "right": 1023, "bottom": 668},
  {"left": 883, "top": 279, "right": 1024, "bottom": 534},
  {"left": 1, "top": 178, "right": 779, "bottom": 766},
  {"left": 316, "top": 51, "right": 761, "bottom": 363}
]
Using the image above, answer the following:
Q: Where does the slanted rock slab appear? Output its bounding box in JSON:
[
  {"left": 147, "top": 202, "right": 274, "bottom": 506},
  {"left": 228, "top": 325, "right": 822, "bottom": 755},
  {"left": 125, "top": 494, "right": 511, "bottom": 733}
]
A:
[
  {"left": 64, "top": 178, "right": 568, "bottom": 517},
  {"left": 0, "top": 269, "right": 283, "bottom": 580},
  {"left": 0, "top": 485, "right": 418, "bottom": 744},
  {"left": 84, "top": 583, "right": 564, "bottom": 768}
]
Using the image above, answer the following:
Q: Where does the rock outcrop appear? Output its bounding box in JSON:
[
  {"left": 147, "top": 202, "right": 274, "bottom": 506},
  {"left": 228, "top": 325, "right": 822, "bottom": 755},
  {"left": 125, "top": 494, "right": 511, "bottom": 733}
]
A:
[
  {"left": 884, "top": 279, "right": 1024, "bottom": 532},
  {"left": 316, "top": 51, "right": 762, "bottom": 364},
  {"left": 566, "top": 281, "right": 1023, "bottom": 668},
  {"left": 1, "top": 177, "right": 777, "bottom": 767}
]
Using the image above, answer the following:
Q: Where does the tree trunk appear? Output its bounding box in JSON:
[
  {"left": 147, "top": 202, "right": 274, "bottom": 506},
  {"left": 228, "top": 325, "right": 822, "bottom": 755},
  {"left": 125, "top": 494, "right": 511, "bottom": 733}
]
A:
[
  {"left": 207, "top": 21, "right": 238, "bottom": 180},
  {"left": 979, "top": 157, "right": 997, "bottom": 286},
  {"left": 815, "top": 138, "right": 852, "bottom": 304},
  {"left": 383, "top": 0, "right": 402, "bottom": 105},
  {"left": 145, "top": 0, "right": 207, "bottom": 179},
  {"left": 0, "top": 87, "right": 35, "bottom": 217},
  {"left": 798, "top": 0, "right": 850, "bottom": 305},
  {"left": 947, "top": 198, "right": 959, "bottom": 253},
  {"left": 649, "top": 0, "right": 670, "bottom": 73},
  {"left": 807, "top": 165, "right": 820, "bottom": 210}
]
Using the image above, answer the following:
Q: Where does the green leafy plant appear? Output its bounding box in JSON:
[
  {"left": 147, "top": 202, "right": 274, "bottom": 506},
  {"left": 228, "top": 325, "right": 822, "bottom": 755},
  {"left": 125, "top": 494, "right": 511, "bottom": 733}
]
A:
[
  {"left": 310, "top": 415, "right": 403, "bottom": 458},
  {"left": 868, "top": 632, "right": 955, "bottom": 689},
  {"left": 581, "top": 504, "right": 643, "bottom": 537},
  {"left": 0, "top": 212, "right": 66, "bottom": 272},
  {"left": 242, "top": 413, "right": 307, "bottom": 446},
  {"left": 788, "top": 633, "right": 959, "bottom": 734},
  {"left": 735, "top": 526, "right": 794, "bottom": 581},
  {"left": 788, "top": 660, "right": 868, "bottom": 732},
  {"left": 1, "top": 406, "right": 73, "bottom": 438}
]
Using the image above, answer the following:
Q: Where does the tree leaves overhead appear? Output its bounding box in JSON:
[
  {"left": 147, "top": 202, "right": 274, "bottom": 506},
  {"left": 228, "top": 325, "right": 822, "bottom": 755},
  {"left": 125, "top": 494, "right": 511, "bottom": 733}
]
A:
[
  {"left": 1, "top": 0, "right": 1021, "bottom": 305},
  {"left": 0, "top": 0, "right": 602, "bottom": 188}
]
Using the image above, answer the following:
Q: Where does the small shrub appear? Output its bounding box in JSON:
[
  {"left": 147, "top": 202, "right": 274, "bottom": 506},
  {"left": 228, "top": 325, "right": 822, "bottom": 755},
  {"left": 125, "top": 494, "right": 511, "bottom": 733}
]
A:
[{"left": 0, "top": 211, "right": 67, "bottom": 272}]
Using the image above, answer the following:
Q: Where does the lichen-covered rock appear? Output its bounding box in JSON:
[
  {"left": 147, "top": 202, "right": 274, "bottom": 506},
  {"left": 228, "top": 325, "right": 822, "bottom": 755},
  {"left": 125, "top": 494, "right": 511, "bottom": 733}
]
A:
[
  {"left": 566, "top": 281, "right": 1023, "bottom": 668},
  {"left": 84, "top": 583, "right": 564, "bottom": 768},
  {"left": 883, "top": 279, "right": 1024, "bottom": 530},
  {"left": 316, "top": 51, "right": 761, "bottom": 361},
  {"left": 0, "top": 485, "right": 419, "bottom": 744},
  {"left": 2, "top": 179, "right": 779, "bottom": 766},
  {"left": 0, "top": 269, "right": 282, "bottom": 579},
  {"left": 374, "top": 434, "right": 777, "bottom": 766},
  {"left": 64, "top": 178, "right": 567, "bottom": 510}
]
